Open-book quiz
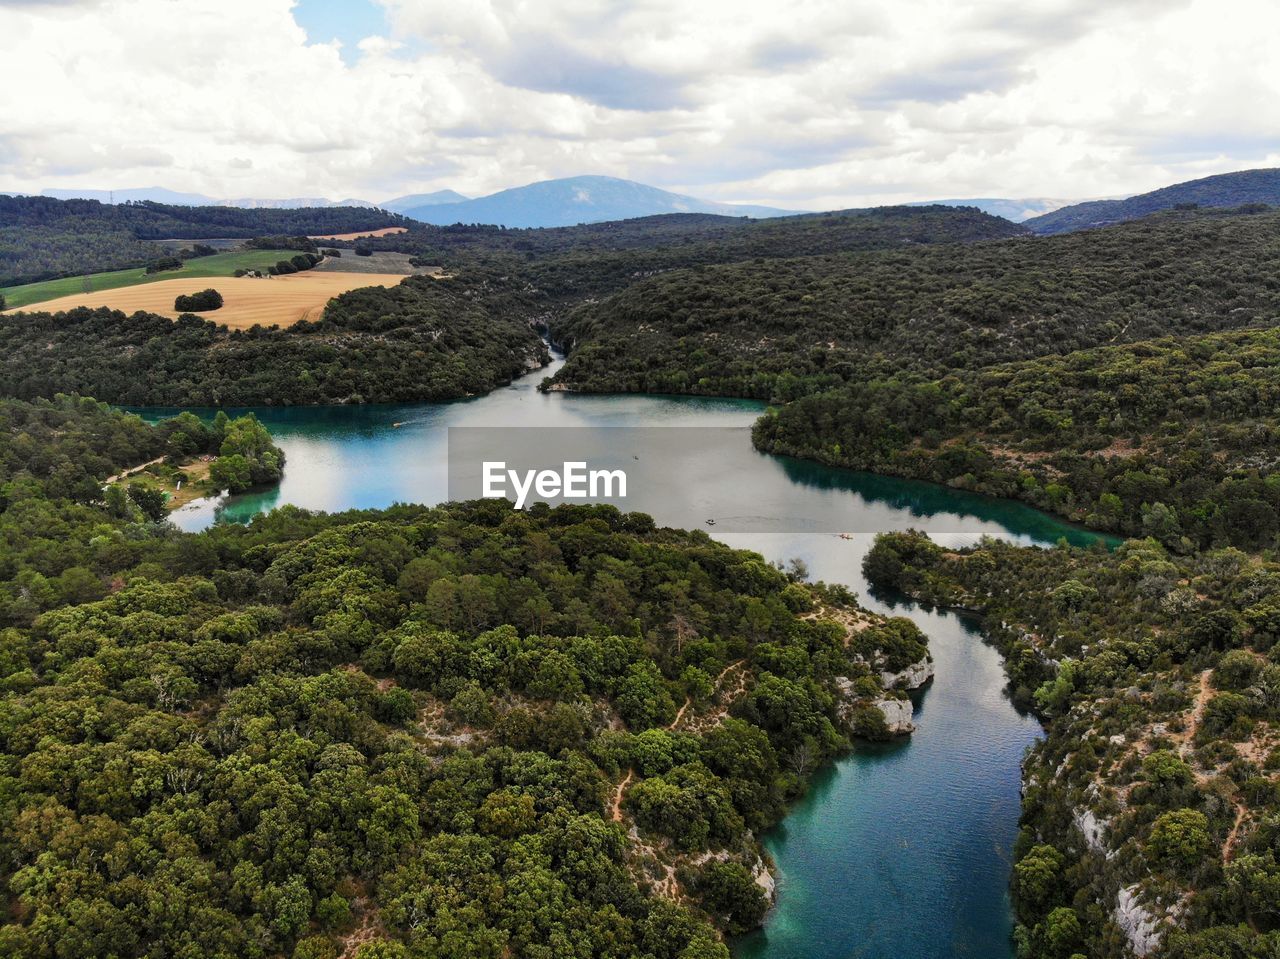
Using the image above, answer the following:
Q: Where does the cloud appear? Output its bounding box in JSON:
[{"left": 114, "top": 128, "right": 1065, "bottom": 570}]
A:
[{"left": 0, "top": 0, "right": 1275, "bottom": 208}]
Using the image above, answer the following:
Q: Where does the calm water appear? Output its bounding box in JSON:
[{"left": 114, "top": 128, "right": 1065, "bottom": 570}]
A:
[{"left": 144, "top": 354, "right": 1104, "bottom": 959}]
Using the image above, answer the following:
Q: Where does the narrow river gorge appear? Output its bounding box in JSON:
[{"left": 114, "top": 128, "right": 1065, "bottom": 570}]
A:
[{"left": 149, "top": 354, "right": 1106, "bottom": 959}]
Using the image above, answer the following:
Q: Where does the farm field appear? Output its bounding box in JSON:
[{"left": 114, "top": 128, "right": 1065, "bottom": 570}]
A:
[
  {"left": 0, "top": 249, "right": 306, "bottom": 309},
  {"left": 311, "top": 250, "right": 435, "bottom": 274},
  {"left": 308, "top": 226, "right": 409, "bottom": 240},
  {"left": 2, "top": 271, "right": 409, "bottom": 329}
]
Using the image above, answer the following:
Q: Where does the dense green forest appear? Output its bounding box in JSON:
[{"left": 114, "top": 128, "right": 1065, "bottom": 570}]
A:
[
  {"left": 0, "top": 398, "right": 934, "bottom": 957},
  {"left": 544, "top": 208, "right": 1280, "bottom": 399},
  {"left": 350, "top": 206, "right": 1026, "bottom": 329},
  {"left": 0, "top": 195, "right": 405, "bottom": 286},
  {"left": 0, "top": 277, "right": 549, "bottom": 406},
  {"left": 865, "top": 531, "right": 1280, "bottom": 958},
  {"left": 754, "top": 327, "right": 1280, "bottom": 552}
]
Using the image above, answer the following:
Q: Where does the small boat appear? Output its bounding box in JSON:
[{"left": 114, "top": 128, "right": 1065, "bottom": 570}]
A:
[
  {"left": 838, "top": 533, "right": 854, "bottom": 540},
  {"left": 705, "top": 518, "right": 716, "bottom": 526}
]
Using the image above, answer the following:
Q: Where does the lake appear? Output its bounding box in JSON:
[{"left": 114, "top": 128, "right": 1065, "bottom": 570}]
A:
[{"left": 148, "top": 352, "right": 1102, "bottom": 959}]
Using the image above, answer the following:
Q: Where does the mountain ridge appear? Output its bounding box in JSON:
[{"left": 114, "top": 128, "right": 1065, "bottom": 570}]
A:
[
  {"left": 1024, "top": 167, "right": 1280, "bottom": 234},
  {"left": 398, "top": 175, "right": 802, "bottom": 227}
]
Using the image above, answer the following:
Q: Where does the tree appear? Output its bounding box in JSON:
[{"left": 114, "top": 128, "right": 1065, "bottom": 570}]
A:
[
  {"left": 1014, "top": 845, "right": 1065, "bottom": 912},
  {"left": 174, "top": 288, "right": 223, "bottom": 312},
  {"left": 126, "top": 483, "right": 168, "bottom": 521},
  {"left": 693, "top": 862, "right": 768, "bottom": 934},
  {"left": 1148, "top": 809, "right": 1211, "bottom": 870}
]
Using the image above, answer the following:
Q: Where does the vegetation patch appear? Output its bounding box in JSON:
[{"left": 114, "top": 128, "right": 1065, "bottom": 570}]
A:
[{"left": 174, "top": 287, "right": 223, "bottom": 312}]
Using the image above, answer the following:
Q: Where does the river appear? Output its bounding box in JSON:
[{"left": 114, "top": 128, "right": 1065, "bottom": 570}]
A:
[{"left": 149, "top": 353, "right": 1103, "bottom": 959}]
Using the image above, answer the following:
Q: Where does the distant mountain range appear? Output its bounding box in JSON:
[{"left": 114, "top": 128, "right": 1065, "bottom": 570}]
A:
[
  {"left": 906, "top": 197, "right": 1077, "bottom": 222},
  {"left": 381, "top": 190, "right": 469, "bottom": 213},
  {"left": 39, "top": 187, "right": 377, "bottom": 209},
  {"left": 1024, "top": 168, "right": 1280, "bottom": 234},
  {"left": 30, "top": 177, "right": 799, "bottom": 226},
  {"left": 26, "top": 168, "right": 1280, "bottom": 233},
  {"left": 395, "top": 176, "right": 800, "bottom": 227}
]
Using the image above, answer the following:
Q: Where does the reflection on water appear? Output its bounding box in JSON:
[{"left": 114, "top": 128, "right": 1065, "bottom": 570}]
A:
[{"left": 133, "top": 354, "right": 1108, "bottom": 958}]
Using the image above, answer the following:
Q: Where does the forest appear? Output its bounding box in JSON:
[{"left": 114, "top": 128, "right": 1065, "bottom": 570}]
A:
[
  {"left": 0, "top": 195, "right": 406, "bottom": 286},
  {"left": 543, "top": 207, "right": 1280, "bottom": 399},
  {"left": 0, "top": 277, "right": 549, "bottom": 406},
  {"left": 0, "top": 395, "right": 932, "bottom": 957},
  {"left": 754, "top": 327, "right": 1280, "bottom": 553},
  {"left": 864, "top": 531, "right": 1280, "bottom": 959}
]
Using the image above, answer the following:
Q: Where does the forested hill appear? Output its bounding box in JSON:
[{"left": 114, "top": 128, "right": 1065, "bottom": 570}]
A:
[
  {"left": 544, "top": 207, "right": 1280, "bottom": 400},
  {"left": 754, "top": 326, "right": 1280, "bottom": 553},
  {"left": 350, "top": 203, "right": 1026, "bottom": 274},
  {"left": 0, "top": 194, "right": 407, "bottom": 285},
  {"left": 0, "top": 394, "right": 937, "bottom": 957},
  {"left": 0, "top": 276, "right": 549, "bottom": 406},
  {"left": 1024, "top": 167, "right": 1280, "bottom": 235}
]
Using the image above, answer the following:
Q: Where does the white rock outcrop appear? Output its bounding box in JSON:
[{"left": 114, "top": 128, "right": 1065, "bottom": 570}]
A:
[
  {"left": 751, "top": 855, "right": 776, "bottom": 901},
  {"left": 1073, "top": 807, "right": 1108, "bottom": 854},
  {"left": 880, "top": 655, "right": 935, "bottom": 690},
  {"left": 1114, "top": 885, "right": 1163, "bottom": 957},
  {"left": 874, "top": 697, "right": 915, "bottom": 734}
]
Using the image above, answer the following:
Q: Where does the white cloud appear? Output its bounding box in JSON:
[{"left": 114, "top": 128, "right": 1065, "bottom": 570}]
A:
[{"left": 0, "top": 0, "right": 1276, "bottom": 207}]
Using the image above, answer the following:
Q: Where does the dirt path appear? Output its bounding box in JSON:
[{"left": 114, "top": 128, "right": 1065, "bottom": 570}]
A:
[
  {"left": 610, "top": 769, "right": 634, "bottom": 822},
  {"left": 1224, "top": 803, "right": 1248, "bottom": 863},
  {"left": 104, "top": 456, "right": 165, "bottom": 484},
  {"left": 338, "top": 890, "right": 386, "bottom": 958},
  {"left": 1177, "top": 669, "right": 1213, "bottom": 756},
  {"left": 669, "top": 660, "right": 747, "bottom": 733}
]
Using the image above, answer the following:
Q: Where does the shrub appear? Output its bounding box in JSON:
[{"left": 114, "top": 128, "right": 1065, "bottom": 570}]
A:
[
  {"left": 145, "top": 256, "right": 184, "bottom": 274},
  {"left": 174, "top": 288, "right": 223, "bottom": 312}
]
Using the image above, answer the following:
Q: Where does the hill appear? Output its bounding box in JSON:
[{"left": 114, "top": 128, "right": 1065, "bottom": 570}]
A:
[
  {"left": 544, "top": 206, "right": 1280, "bottom": 400},
  {"left": 0, "top": 275, "right": 548, "bottom": 406},
  {"left": 1024, "top": 168, "right": 1280, "bottom": 234},
  {"left": 400, "top": 175, "right": 800, "bottom": 227},
  {"left": 0, "top": 195, "right": 407, "bottom": 286}
]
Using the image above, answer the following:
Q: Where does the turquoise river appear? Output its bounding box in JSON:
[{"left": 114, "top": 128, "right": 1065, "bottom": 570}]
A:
[{"left": 148, "top": 352, "right": 1106, "bottom": 959}]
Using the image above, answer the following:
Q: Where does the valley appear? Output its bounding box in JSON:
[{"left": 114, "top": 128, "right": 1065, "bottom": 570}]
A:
[{"left": 2, "top": 167, "right": 1280, "bottom": 959}]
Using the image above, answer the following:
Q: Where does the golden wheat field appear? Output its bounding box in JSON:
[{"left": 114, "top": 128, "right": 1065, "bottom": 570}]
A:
[
  {"left": 307, "top": 226, "right": 409, "bottom": 241},
  {"left": 4, "top": 272, "right": 409, "bottom": 329}
]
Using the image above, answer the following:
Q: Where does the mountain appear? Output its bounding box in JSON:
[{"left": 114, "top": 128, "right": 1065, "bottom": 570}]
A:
[
  {"left": 39, "top": 187, "right": 377, "bottom": 209},
  {"left": 1024, "top": 168, "right": 1280, "bottom": 234},
  {"left": 907, "top": 197, "right": 1076, "bottom": 222},
  {"left": 381, "top": 190, "right": 469, "bottom": 213},
  {"left": 399, "top": 175, "right": 801, "bottom": 227},
  {"left": 42, "top": 187, "right": 218, "bottom": 205},
  {"left": 220, "top": 196, "right": 375, "bottom": 209}
]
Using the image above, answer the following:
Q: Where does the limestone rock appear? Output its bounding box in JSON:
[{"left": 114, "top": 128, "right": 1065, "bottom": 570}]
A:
[
  {"left": 874, "top": 697, "right": 915, "bottom": 735},
  {"left": 880, "top": 655, "right": 935, "bottom": 690},
  {"left": 1114, "top": 885, "right": 1163, "bottom": 957}
]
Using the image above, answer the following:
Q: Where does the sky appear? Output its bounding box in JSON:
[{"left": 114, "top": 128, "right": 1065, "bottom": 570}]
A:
[{"left": 0, "top": 0, "right": 1277, "bottom": 209}]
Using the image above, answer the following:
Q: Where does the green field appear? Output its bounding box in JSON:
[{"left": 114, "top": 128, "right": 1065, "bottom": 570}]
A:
[{"left": 0, "top": 250, "right": 305, "bottom": 309}]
